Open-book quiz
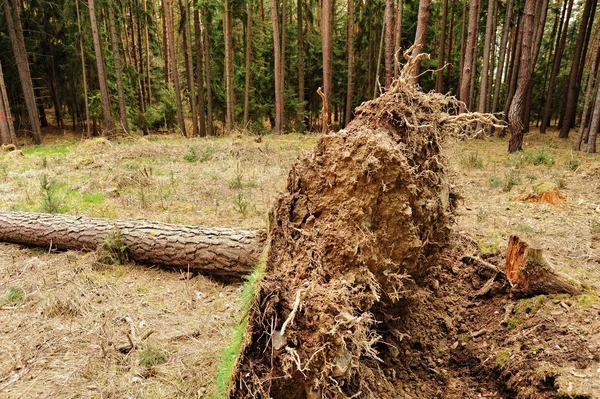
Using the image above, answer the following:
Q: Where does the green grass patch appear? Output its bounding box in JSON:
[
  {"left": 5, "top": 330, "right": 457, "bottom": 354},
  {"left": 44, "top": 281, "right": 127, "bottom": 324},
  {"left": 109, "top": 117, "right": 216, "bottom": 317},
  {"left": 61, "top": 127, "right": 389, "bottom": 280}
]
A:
[
  {"left": 22, "top": 143, "right": 73, "bottom": 156},
  {"left": 495, "top": 350, "right": 511, "bottom": 366},
  {"left": 82, "top": 192, "right": 106, "bottom": 204},
  {"left": 489, "top": 171, "right": 521, "bottom": 192},
  {"left": 460, "top": 152, "right": 484, "bottom": 169},
  {"left": 576, "top": 294, "right": 600, "bottom": 308},
  {"left": 0, "top": 285, "right": 25, "bottom": 306},
  {"left": 515, "top": 224, "right": 535, "bottom": 234},
  {"left": 138, "top": 344, "right": 167, "bottom": 368},
  {"left": 214, "top": 261, "right": 265, "bottom": 398}
]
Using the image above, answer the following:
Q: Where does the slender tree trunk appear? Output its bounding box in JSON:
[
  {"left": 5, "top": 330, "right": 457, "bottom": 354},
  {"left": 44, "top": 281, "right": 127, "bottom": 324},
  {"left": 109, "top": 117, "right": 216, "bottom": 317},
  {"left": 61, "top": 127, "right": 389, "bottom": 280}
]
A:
[
  {"left": 436, "top": 0, "right": 449, "bottom": 93},
  {"left": 164, "top": 0, "right": 186, "bottom": 136},
  {"left": 374, "top": 11, "right": 385, "bottom": 98},
  {"left": 585, "top": 68, "right": 600, "bottom": 153},
  {"left": 297, "top": 0, "right": 305, "bottom": 107},
  {"left": 143, "top": 0, "right": 152, "bottom": 102},
  {"left": 384, "top": 0, "right": 395, "bottom": 88},
  {"left": 108, "top": 3, "right": 129, "bottom": 134},
  {"left": 394, "top": 0, "right": 403, "bottom": 77},
  {"left": 505, "top": 16, "right": 523, "bottom": 120},
  {"left": 508, "top": 0, "right": 536, "bottom": 153},
  {"left": 458, "top": 0, "right": 468, "bottom": 95},
  {"left": 224, "top": 0, "right": 235, "bottom": 131},
  {"left": 88, "top": 0, "right": 115, "bottom": 137},
  {"left": 0, "top": 60, "right": 16, "bottom": 146},
  {"left": 575, "top": 30, "right": 600, "bottom": 150},
  {"left": 322, "top": 0, "right": 333, "bottom": 128},
  {"left": 468, "top": 7, "right": 480, "bottom": 110},
  {"left": 492, "top": 0, "right": 513, "bottom": 114},
  {"left": 2, "top": 0, "right": 41, "bottom": 144},
  {"left": 445, "top": 1, "right": 454, "bottom": 86},
  {"left": 280, "top": 0, "right": 286, "bottom": 129},
  {"left": 35, "top": 87, "right": 48, "bottom": 128},
  {"left": 540, "top": 0, "right": 573, "bottom": 133},
  {"left": 477, "top": 0, "right": 495, "bottom": 115},
  {"left": 459, "top": 0, "right": 479, "bottom": 110},
  {"left": 271, "top": 0, "right": 283, "bottom": 132},
  {"left": 180, "top": 0, "right": 199, "bottom": 137},
  {"left": 49, "top": 49, "right": 63, "bottom": 128},
  {"left": 243, "top": 0, "right": 253, "bottom": 128},
  {"left": 193, "top": 5, "right": 207, "bottom": 137},
  {"left": 559, "top": 0, "right": 596, "bottom": 138},
  {"left": 75, "top": 0, "right": 90, "bottom": 137},
  {"left": 203, "top": 6, "right": 214, "bottom": 136},
  {"left": 522, "top": 0, "right": 549, "bottom": 133},
  {"left": 410, "top": 0, "right": 432, "bottom": 82},
  {"left": 162, "top": 0, "right": 170, "bottom": 84},
  {"left": 345, "top": 0, "right": 354, "bottom": 126}
]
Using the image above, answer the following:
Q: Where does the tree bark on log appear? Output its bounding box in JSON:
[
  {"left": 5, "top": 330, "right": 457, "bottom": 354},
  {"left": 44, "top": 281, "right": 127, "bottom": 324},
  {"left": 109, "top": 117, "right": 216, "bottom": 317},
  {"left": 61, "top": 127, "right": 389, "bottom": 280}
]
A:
[
  {"left": 505, "top": 235, "right": 581, "bottom": 296},
  {"left": 0, "top": 211, "right": 266, "bottom": 279}
]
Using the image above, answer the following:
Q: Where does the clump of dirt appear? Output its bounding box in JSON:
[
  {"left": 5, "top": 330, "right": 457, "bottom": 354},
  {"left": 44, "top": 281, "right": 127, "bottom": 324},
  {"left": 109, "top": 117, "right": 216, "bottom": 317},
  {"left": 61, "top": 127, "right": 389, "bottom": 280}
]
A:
[{"left": 229, "top": 55, "right": 500, "bottom": 398}]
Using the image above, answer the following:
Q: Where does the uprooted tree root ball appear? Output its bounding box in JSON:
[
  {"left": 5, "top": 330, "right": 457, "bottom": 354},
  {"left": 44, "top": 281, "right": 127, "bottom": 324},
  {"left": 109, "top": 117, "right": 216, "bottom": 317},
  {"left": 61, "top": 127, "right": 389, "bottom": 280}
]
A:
[{"left": 228, "top": 58, "right": 500, "bottom": 398}]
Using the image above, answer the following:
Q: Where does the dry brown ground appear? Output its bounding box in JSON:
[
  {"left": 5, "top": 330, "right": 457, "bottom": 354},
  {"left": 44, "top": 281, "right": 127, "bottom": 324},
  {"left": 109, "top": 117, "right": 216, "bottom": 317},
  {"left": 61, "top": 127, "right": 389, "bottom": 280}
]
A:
[{"left": 1, "top": 128, "right": 600, "bottom": 398}]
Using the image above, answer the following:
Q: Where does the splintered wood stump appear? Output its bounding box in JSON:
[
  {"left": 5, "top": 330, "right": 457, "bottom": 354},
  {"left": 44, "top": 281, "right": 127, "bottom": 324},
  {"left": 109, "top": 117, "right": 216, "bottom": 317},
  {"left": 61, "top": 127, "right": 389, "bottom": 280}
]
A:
[
  {"left": 0, "top": 211, "right": 265, "bottom": 279},
  {"left": 505, "top": 235, "right": 581, "bottom": 296}
]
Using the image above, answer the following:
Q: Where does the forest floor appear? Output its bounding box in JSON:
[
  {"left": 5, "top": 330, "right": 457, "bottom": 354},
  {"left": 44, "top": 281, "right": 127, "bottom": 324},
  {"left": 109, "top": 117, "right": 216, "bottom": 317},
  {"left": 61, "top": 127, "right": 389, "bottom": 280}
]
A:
[{"left": 1, "top": 128, "right": 600, "bottom": 398}]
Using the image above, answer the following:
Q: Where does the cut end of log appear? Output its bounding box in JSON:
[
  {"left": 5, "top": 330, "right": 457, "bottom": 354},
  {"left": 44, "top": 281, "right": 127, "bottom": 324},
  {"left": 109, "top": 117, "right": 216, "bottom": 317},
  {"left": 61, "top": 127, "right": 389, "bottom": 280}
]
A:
[{"left": 505, "top": 235, "right": 581, "bottom": 296}]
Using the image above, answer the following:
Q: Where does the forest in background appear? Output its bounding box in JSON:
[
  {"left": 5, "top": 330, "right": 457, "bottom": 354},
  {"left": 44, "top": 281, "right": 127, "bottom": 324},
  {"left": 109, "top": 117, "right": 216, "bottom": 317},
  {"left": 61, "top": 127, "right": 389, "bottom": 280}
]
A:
[{"left": 1, "top": 0, "right": 600, "bottom": 153}]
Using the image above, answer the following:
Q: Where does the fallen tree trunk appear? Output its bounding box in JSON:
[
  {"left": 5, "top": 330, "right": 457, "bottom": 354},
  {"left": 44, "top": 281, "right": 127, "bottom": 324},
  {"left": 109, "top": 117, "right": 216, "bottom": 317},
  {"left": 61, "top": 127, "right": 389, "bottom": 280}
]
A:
[
  {"left": 228, "top": 51, "right": 500, "bottom": 398},
  {"left": 505, "top": 235, "right": 581, "bottom": 296},
  {"left": 0, "top": 211, "right": 265, "bottom": 279}
]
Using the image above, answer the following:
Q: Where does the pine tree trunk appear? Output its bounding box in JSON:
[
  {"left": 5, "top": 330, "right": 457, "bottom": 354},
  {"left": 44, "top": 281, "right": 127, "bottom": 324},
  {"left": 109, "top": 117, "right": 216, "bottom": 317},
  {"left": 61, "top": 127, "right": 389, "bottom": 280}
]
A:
[
  {"left": 162, "top": 0, "right": 170, "bottom": 84},
  {"left": 458, "top": 0, "right": 468, "bottom": 96},
  {"left": 75, "top": 0, "right": 90, "bottom": 137},
  {"left": 504, "top": 16, "right": 523, "bottom": 121},
  {"left": 271, "top": 0, "right": 283, "bottom": 133},
  {"left": 477, "top": 0, "right": 495, "bottom": 116},
  {"left": 193, "top": 5, "right": 207, "bottom": 137},
  {"left": 143, "top": 0, "right": 152, "bottom": 103},
  {"left": 540, "top": 0, "right": 573, "bottom": 133},
  {"left": 322, "top": 0, "right": 333, "bottom": 128},
  {"left": 88, "top": 0, "right": 115, "bottom": 137},
  {"left": 49, "top": 48, "right": 63, "bottom": 128},
  {"left": 384, "top": 0, "right": 395, "bottom": 88},
  {"left": 585, "top": 61, "right": 600, "bottom": 153},
  {"left": 2, "top": 0, "right": 42, "bottom": 144},
  {"left": 410, "top": 0, "right": 432, "bottom": 82},
  {"left": 0, "top": 60, "right": 16, "bottom": 146},
  {"left": 165, "top": 0, "right": 186, "bottom": 136},
  {"left": 345, "top": 0, "right": 354, "bottom": 126},
  {"left": 559, "top": 0, "right": 596, "bottom": 139},
  {"left": 436, "top": 0, "right": 449, "bottom": 93},
  {"left": 492, "top": 0, "right": 513, "bottom": 114},
  {"left": 394, "top": 0, "right": 403, "bottom": 77},
  {"left": 180, "top": 0, "right": 199, "bottom": 137},
  {"left": 35, "top": 87, "right": 48, "bottom": 128},
  {"left": 445, "top": 1, "right": 454, "bottom": 86},
  {"left": 575, "top": 31, "right": 600, "bottom": 151},
  {"left": 243, "top": 0, "right": 253, "bottom": 128},
  {"left": 203, "top": 6, "right": 214, "bottom": 136},
  {"left": 0, "top": 211, "right": 265, "bottom": 280},
  {"left": 522, "top": 0, "right": 549, "bottom": 133},
  {"left": 508, "top": 0, "right": 536, "bottom": 153},
  {"left": 224, "top": 0, "right": 235, "bottom": 131},
  {"left": 108, "top": 3, "right": 129, "bottom": 135},
  {"left": 459, "top": 0, "right": 479, "bottom": 111},
  {"left": 297, "top": 0, "right": 305, "bottom": 108},
  {"left": 280, "top": 0, "right": 286, "bottom": 130}
]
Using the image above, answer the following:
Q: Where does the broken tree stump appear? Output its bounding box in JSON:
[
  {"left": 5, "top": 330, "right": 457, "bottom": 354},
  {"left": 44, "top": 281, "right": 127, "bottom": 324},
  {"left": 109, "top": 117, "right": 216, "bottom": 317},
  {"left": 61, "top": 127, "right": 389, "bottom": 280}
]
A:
[
  {"left": 505, "top": 235, "right": 581, "bottom": 296},
  {"left": 0, "top": 211, "right": 265, "bottom": 279}
]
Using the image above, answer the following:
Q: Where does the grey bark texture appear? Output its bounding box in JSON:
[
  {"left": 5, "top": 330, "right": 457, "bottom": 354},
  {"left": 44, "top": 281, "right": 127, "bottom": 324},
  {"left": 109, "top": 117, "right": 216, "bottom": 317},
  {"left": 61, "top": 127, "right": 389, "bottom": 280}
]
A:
[{"left": 0, "top": 211, "right": 266, "bottom": 279}]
